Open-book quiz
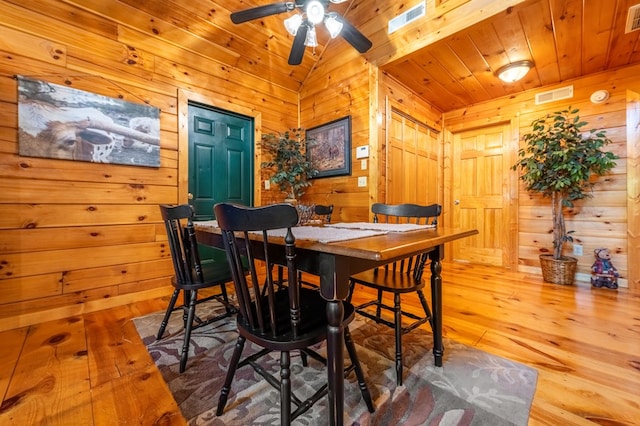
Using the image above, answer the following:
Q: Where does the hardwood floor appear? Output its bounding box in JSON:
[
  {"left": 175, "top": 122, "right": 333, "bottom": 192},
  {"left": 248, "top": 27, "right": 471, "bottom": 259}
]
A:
[{"left": 1, "top": 263, "right": 639, "bottom": 425}]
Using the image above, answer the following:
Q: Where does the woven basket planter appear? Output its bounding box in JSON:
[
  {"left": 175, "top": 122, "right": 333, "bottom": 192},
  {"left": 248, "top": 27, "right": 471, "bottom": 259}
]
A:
[{"left": 539, "top": 254, "right": 578, "bottom": 285}]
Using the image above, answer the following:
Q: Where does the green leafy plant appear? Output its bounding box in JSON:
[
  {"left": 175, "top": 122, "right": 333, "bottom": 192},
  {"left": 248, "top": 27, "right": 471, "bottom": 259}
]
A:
[
  {"left": 512, "top": 107, "right": 617, "bottom": 260},
  {"left": 261, "top": 128, "right": 318, "bottom": 200}
]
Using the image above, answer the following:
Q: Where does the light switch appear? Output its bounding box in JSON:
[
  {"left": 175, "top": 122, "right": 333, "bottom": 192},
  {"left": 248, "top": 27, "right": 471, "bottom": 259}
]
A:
[{"left": 361, "top": 159, "right": 367, "bottom": 170}]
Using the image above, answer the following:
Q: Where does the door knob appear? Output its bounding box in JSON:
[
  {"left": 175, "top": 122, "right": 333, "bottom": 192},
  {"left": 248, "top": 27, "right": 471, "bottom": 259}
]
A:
[
  {"left": 454, "top": 200, "right": 460, "bottom": 205},
  {"left": 188, "top": 192, "right": 194, "bottom": 200}
]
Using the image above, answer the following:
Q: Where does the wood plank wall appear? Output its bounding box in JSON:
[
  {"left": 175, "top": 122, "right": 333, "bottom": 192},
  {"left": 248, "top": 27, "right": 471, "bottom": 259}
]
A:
[
  {"left": 298, "top": 42, "right": 445, "bottom": 224},
  {"left": 298, "top": 42, "right": 373, "bottom": 223},
  {"left": 0, "top": 1, "right": 297, "bottom": 332},
  {"left": 443, "top": 64, "right": 640, "bottom": 289},
  {"left": 1, "top": 0, "right": 638, "bottom": 332}
]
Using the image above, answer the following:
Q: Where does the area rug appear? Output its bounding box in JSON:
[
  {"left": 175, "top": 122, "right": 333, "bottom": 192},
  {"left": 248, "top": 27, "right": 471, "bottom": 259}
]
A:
[{"left": 133, "top": 303, "right": 537, "bottom": 425}]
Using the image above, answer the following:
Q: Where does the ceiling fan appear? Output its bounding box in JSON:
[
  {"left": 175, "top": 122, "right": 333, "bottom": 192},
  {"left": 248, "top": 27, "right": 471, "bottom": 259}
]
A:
[{"left": 230, "top": 0, "right": 373, "bottom": 65}]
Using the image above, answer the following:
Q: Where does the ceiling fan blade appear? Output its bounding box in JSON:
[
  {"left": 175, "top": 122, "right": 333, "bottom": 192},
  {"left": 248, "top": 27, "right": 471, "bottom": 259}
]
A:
[
  {"left": 338, "top": 17, "right": 372, "bottom": 53},
  {"left": 288, "top": 24, "right": 308, "bottom": 65},
  {"left": 231, "top": 2, "right": 294, "bottom": 24}
]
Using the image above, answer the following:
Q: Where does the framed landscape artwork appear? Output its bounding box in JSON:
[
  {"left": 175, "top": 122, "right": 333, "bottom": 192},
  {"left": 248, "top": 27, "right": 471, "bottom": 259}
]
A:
[
  {"left": 17, "top": 75, "right": 161, "bottom": 167},
  {"left": 306, "top": 116, "right": 352, "bottom": 178}
]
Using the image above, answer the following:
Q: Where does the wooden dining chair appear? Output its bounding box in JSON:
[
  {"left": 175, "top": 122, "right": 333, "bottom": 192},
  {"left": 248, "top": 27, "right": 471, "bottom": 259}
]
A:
[
  {"left": 313, "top": 204, "right": 333, "bottom": 223},
  {"left": 296, "top": 204, "right": 333, "bottom": 289},
  {"left": 158, "top": 204, "right": 236, "bottom": 373},
  {"left": 214, "top": 202, "right": 375, "bottom": 423},
  {"left": 348, "top": 202, "right": 442, "bottom": 385}
]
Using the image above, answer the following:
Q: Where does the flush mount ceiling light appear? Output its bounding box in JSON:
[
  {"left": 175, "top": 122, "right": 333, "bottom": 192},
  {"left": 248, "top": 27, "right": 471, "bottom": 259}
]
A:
[{"left": 496, "top": 60, "right": 534, "bottom": 83}]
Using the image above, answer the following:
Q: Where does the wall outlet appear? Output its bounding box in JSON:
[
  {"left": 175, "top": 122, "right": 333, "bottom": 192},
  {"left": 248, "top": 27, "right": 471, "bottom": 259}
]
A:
[
  {"left": 264, "top": 180, "right": 270, "bottom": 190},
  {"left": 573, "top": 244, "right": 583, "bottom": 256},
  {"left": 358, "top": 176, "right": 367, "bottom": 187}
]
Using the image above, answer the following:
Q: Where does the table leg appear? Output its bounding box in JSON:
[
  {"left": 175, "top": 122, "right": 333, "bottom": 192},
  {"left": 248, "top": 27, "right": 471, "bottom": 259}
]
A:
[
  {"left": 326, "top": 299, "right": 344, "bottom": 426},
  {"left": 318, "top": 253, "right": 348, "bottom": 426},
  {"left": 429, "top": 248, "right": 444, "bottom": 367}
]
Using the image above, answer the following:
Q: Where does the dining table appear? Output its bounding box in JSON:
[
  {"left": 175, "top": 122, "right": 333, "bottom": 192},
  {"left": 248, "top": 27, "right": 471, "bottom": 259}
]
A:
[{"left": 195, "top": 220, "right": 478, "bottom": 426}]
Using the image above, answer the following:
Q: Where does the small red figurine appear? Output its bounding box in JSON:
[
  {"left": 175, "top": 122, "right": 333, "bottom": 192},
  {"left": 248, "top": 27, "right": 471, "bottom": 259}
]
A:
[{"left": 591, "top": 248, "right": 619, "bottom": 289}]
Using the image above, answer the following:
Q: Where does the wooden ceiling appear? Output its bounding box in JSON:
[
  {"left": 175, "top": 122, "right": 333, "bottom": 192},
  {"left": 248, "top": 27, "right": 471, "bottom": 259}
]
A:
[
  {"left": 69, "top": 0, "right": 640, "bottom": 112},
  {"left": 381, "top": 0, "right": 640, "bottom": 112}
]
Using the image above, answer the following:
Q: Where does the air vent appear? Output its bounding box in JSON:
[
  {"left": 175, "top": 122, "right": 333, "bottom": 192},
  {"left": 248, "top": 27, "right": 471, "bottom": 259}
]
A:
[
  {"left": 535, "top": 85, "right": 574, "bottom": 105},
  {"left": 388, "top": 1, "right": 426, "bottom": 34},
  {"left": 626, "top": 4, "right": 640, "bottom": 33}
]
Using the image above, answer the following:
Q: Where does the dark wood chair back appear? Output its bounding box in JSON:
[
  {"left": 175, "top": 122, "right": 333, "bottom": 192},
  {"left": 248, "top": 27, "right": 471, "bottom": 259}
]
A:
[
  {"left": 214, "top": 202, "right": 374, "bottom": 421},
  {"left": 294, "top": 204, "right": 333, "bottom": 288},
  {"left": 158, "top": 203, "right": 235, "bottom": 372},
  {"left": 314, "top": 204, "right": 333, "bottom": 223},
  {"left": 214, "top": 202, "right": 315, "bottom": 339},
  {"left": 372, "top": 202, "right": 441, "bottom": 226},
  {"left": 160, "top": 204, "right": 205, "bottom": 288},
  {"left": 372, "top": 202, "right": 442, "bottom": 278}
]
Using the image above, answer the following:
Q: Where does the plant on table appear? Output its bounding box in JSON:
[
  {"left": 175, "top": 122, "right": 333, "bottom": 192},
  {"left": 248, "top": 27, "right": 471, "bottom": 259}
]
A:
[{"left": 261, "top": 128, "right": 318, "bottom": 201}]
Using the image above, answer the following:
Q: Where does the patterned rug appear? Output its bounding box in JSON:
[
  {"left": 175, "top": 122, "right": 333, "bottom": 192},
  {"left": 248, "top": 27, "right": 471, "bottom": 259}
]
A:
[{"left": 133, "top": 303, "right": 537, "bottom": 425}]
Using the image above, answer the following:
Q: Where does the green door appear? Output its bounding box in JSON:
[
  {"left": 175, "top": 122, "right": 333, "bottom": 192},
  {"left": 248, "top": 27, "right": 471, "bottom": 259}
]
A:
[
  {"left": 188, "top": 102, "right": 253, "bottom": 261},
  {"left": 188, "top": 102, "right": 253, "bottom": 220}
]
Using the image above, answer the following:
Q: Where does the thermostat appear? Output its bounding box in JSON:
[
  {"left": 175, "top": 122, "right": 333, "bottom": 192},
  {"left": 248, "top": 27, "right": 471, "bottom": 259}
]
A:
[{"left": 356, "top": 145, "right": 369, "bottom": 159}]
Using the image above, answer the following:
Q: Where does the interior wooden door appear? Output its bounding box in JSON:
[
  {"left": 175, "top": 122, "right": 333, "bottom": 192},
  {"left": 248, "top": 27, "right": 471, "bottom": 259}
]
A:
[
  {"left": 387, "top": 109, "right": 440, "bottom": 205},
  {"left": 187, "top": 103, "right": 253, "bottom": 263},
  {"left": 187, "top": 102, "right": 253, "bottom": 220},
  {"left": 451, "top": 123, "right": 512, "bottom": 266}
]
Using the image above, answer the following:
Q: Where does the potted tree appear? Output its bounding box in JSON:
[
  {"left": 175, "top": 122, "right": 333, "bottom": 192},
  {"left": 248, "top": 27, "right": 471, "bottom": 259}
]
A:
[
  {"left": 261, "top": 128, "right": 318, "bottom": 203},
  {"left": 512, "top": 107, "right": 617, "bottom": 285}
]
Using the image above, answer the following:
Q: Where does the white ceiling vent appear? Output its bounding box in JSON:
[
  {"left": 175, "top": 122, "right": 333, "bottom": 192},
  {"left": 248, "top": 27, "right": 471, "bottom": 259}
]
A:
[
  {"left": 535, "top": 85, "right": 574, "bottom": 105},
  {"left": 388, "top": 1, "right": 426, "bottom": 34},
  {"left": 625, "top": 4, "right": 640, "bottom": 33}
]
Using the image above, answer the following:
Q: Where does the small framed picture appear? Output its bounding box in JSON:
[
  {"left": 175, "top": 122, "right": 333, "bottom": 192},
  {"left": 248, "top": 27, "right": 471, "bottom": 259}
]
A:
[{"left": 306, "top": 116, "right": 351, "bottom": 178}]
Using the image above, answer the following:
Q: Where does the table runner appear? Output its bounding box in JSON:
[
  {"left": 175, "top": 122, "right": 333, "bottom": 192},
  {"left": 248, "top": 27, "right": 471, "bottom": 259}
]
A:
[
  {"left": 326, "top": 221, "right": 435, "bottom": 232},
  {"left": 195, "top": 220, "right": 387, "bottom": 243}
]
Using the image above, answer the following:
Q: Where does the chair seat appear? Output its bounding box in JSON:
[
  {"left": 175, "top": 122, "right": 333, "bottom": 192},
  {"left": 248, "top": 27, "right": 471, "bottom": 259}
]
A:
[
  {"left": 172, "top": 261, "right": 234, "bottom": 291},
  {"left": 350, "top": 268, "right": 427, "bottom": 293},
  {"left": 238, "top": 288, "right": 356, "bottom": 350}
]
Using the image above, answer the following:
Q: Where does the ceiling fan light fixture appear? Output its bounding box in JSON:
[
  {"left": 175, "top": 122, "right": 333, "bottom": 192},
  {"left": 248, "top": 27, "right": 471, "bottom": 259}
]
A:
[
  {"left": 230, "top": 1, "right": 372, "bottom": 65},
  {"left": 325, "top": 13, "right": 343, "bottom": 38},
  {"left": 497, "top": 60, "right": 533, "bottom": 83},
  {"left": 304, "top": 25, "right": 318, "bottom": 47},
  {"left": 284, "top": 13, "right": 302, "bottom": 36},
  {"left": 306, "top": 0, "right": 325, "bottom": 25}
]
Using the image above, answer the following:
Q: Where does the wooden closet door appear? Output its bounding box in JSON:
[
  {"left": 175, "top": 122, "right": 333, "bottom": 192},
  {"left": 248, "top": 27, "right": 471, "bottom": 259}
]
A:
[
  {"left": 451, "top": 123, "right": 512, "bottom": 267},
  {"left": 387, "top": 109, "right": 439, "bottom": 205}
]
